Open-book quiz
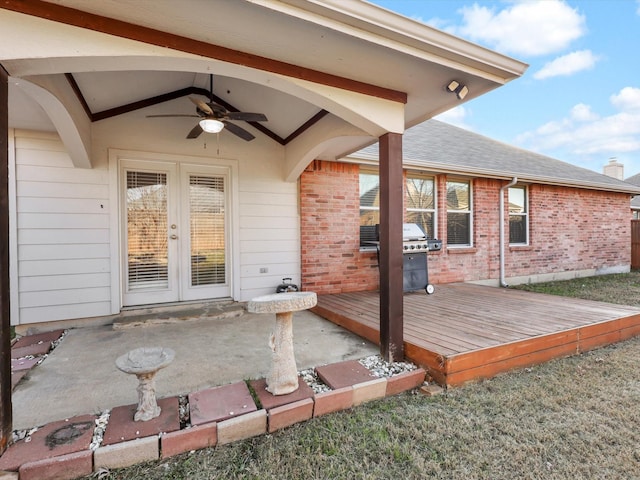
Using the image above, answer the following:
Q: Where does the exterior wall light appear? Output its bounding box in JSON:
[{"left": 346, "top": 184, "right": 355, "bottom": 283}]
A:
[{"left": 446, "top": 80, "right": 468, "bottom": 100}]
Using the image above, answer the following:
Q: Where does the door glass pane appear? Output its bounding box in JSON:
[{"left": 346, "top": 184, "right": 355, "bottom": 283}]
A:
[
  {"left": 126, "top": 171, "right": 168, "bottom": 290},
  {"left": 190, "top": 175, "right": 226, "bottom": 286}
]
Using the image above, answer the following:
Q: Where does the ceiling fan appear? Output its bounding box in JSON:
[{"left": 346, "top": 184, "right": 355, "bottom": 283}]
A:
[{"left": 147, "top": 74, "right": 268, "bottom": 141}]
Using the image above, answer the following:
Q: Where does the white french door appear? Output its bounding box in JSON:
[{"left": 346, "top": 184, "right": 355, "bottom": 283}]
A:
[{"left": 121, "top": 160, "right": 230, "bottom": 306}]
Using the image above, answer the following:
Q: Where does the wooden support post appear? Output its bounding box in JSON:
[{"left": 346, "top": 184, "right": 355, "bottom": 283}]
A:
[
  {"left": 379, "top": 132, "right": 404, "bottom": 362},
  {"left": 0, "top": 66, "right": 11, "bottom": 454}
]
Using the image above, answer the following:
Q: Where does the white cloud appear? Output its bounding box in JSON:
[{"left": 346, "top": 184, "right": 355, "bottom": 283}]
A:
[
  {"left": 455, "top": 0, "right": 586, "bottom": 56},
  {"left": 434, "top": 106, "right": 473, "bottom": 130},
  {"left": 533, "top": 50, "right": 599, "bottom": 80},
  {"left": 570, "top": 103, "right": 599, "bottom": 122},
  {"left": 515, "top": 87, "right": 640, "bottom": 166},
  {"left": 611, "top": 87, "right": 640, "bottom": 111},
  {"left": 637, "top": 0, "right": 640, "bottom": 15}
]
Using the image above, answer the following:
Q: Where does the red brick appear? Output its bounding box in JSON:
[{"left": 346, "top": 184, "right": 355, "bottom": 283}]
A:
[
  {"left": 385, "top": 368, "right": 426, "bottom": 396},
  {"left": 161, "top": 423, "right": 217, "bottom": 458},
  {"left": 12, "top": 330, "right": 64, "bottom": 349},
  {"left": 94, "top": 436, "right": 158, "bottom": 470},
  {"left": 11, "top": 342, "right": 51, "bottom": 359},
  {"left": 300, "top": 164, "right": 631, "bottom": 293},
  {"left": 18, "top": 450, "right": 92, "bottom": 480},
  {"left": 352, "top": 378, "right": 387, "bottom": 406},
  {"left": 101, "top": 397, "right": 179, "bottom": 446},
  {"left": 313, "top": 386, "right": 353, "bottom": 417},
  {"left": 189, "top": 382, "right": 257, "bottom": 426},
  {"left": 217, "top": 410, "right": 267, "bottom": 445},
  {"left": 0, "top": 415, "right": 96, "bottom": 472},
  {"left": 249, "top": 378, "right": 313, "bottom": 410},
  {"left": 315, "top": 360, "right": 376, "bottom": 390},
  {"left": 268, "top": 398, "right": 314, "bottom": 433}
]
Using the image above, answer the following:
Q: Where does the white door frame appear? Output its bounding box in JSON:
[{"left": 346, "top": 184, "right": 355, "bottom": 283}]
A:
[{"left": 108, "top": 149, "right": 240, "bottom": 313}]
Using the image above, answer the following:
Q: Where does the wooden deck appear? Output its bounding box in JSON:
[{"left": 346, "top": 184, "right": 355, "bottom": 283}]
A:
[{"left": 311, "top": 283, "right": 640, "bottom": 387}]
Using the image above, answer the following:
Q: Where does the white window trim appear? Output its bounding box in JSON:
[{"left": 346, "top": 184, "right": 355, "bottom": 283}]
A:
[
  {"left": 508, "top": 185, "right": 529, "bottom": 246},
  {"left": 406, "top": 172, "right": 437, "bottom": 239},
  {"left": 446, "top": 178, "right": 473, "bottom": 248}
]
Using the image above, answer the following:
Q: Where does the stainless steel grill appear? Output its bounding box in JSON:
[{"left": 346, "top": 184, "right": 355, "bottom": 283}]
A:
[
  {"left": 402, "top": 223, "right": 442, "bottom": 253},
  {"left": 375, "top": 223, "right": 441, "bottom": 294}
]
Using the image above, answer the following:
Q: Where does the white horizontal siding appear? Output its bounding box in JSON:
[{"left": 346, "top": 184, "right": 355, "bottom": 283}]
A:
[
  {"left": 20, "top": 287, "right": 111, "bottom": 308},
  {"left": 238, "top": 174, "right": 300, "bottom": 300},
  {"left": 14, "top": 132, "right": 111, "bottom": 325},
  {"left": 18, "top": 228, "right": 110, "bottom": 244},
  {"left": 16, "top": 164, "right": 109, "bottom": 184},
  {"left": 18, "top": 181, "right": 109, "bottom": 199},
  {"left": 20, "top": 302, "right": 112, "bottom": 325},
  {"left": 19, "top": 213, "right": 109, "bottom": 229},
  {"left": 239, "top": 215, "right": 298, "bottom": 230},
  {"left": 18, "top": 244, "right": 111, "bottom": 261},
  {"left": 17, "top": 197, "right": 110, "bottom": 214},
  {"left": 240, "top": 251, "right": 299, "bottom": 265},
  {"left": 19, "top": 273, "right": 111, "bottom": 292},
  {"left": 20, "top": 259, "right": 111, "bottom": 276}
]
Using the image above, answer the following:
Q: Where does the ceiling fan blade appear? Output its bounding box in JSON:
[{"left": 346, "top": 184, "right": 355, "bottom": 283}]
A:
[
  {"left": 223, "top": 121, "right": 255, "bottom": 141},
  {"left": 206, "top": 102, "right": 228, "bottom": 116},
  {"left": 147, "top": 114, "right": 200, "bottom": 118},
  {"left": 226, "top": 112, "right": 268, "bottom": 122},
  {"left": 187, "top": 124, "right": 204, "bottom": 139},
  {"left": 189, "top": 97, "right": 214, "bottom": 115}
]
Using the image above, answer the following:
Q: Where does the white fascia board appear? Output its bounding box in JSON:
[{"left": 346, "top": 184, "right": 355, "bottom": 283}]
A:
[{"left": 255, "top": 0, "right": 528, "bottom": 83}]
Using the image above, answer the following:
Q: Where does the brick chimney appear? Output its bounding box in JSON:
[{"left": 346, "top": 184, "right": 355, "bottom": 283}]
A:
[{"left": 603, "top": 157, "right": 624, "bottom": 180}]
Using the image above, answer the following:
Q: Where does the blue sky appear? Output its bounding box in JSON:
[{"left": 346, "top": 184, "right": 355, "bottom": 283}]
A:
[{"left": 371, "top": 0, "right": 640, "bottom": 178}]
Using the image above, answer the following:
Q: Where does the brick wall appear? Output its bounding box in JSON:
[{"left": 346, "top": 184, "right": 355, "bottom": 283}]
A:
[
  {"left": 300, "top": 161, "right": 378, "bottom": 293},
  {"left": 300, "top": 161, "right": 631, "bottom": 294}
]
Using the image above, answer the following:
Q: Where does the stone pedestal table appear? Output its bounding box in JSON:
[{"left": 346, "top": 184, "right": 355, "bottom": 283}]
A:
[
  {"left": 115, "top": 347, "right": 175, "bottom": 421},
  {"left": 248, "top": 292, "right": 317, "bottom": 395}
]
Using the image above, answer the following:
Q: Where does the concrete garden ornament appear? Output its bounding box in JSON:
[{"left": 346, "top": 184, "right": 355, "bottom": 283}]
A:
[
  {"left": 248, "top": 292, "right": 317, "bottom": 395},
  {"left": 115, "top": 347, "right": 175, "bottom": 421}
]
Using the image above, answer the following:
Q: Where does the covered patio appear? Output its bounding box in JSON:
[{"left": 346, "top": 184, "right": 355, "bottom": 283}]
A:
[
  {"left": 312, "top": 283, "right": 640, "bottom": 386},
  {"left": 0, "top": 0, "right": 528, "bottom": 452}
]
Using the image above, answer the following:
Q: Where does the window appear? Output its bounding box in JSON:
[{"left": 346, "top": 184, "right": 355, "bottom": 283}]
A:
[
  {"left": 406, "top": 173, "right": 436, "bottom": 238},
  {"left": 446, "top": 179, "right": 472, "bottom": 246},
  {"left": 509, "top": 186, "right": 528, "bottom": 245},
  {"left": 359, "top": 169, "right": 380, "bottom": 247}
]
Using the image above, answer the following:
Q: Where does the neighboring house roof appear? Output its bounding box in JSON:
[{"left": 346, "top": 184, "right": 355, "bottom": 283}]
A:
[
  {"left": 351, "top": 120, "right": 640, "bottom": 194},
  {"left": 625, "top": 173, "right": 640, "bottom": 209}
]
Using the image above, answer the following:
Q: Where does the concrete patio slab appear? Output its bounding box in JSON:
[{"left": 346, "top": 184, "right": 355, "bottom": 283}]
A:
[{"left": 12, "top": 308, "right": 377, "bottom": 430}]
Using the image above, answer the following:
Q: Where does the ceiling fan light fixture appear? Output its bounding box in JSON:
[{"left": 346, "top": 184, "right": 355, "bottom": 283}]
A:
[{"left": 199, "top": 118, "right": 224, "bottom": 133}]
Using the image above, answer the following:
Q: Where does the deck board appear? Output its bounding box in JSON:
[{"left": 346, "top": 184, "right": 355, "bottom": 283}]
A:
[{"left": 311, "top": 283, "right": 640, "bottom": 386}]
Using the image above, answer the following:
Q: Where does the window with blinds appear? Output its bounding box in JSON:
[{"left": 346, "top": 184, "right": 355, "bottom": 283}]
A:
[
  {"left": 406, "top": 174, "right": 436, "bottom": 239},
  {"left": 509, "top": 185, "right": 528, "bottom": 245},
  {"left": 189, "top": 175, "right": 226, "bottom": 286},
  {"left": 126, "top": 171, "right": 169, "bottom": 290},
  {"left": 446, "top": 179, "right": 472, "bottom": 246}
]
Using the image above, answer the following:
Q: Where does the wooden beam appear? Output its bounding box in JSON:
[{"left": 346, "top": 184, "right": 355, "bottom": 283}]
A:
[
  {"left": 1, "top": 0, "right": 407, "bottom": 104},
  {"left": 0, "top": 65, "right": 11, "bottom": 454},
  {"left": 378, "top": 132, "right": 404, "bottom": 362}
]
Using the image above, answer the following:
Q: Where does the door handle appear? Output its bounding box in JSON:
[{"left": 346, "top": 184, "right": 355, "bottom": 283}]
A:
[{"left": 170, "top": 234, "right": 178, "bottom": 240}]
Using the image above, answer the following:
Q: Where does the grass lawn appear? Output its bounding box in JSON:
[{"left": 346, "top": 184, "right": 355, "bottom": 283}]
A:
[{"left": 87, "top": 274, "right": 640, "bottom": 479}]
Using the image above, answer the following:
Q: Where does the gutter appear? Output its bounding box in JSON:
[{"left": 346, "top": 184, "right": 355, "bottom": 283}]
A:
[{"left": 499, "top": 177, "right": 518, "bottom": 287}]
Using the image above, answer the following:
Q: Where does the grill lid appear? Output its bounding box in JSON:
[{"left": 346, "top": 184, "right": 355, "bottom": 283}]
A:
[{"left": 402, "top": 223, "right": 426, "bottom": 241}]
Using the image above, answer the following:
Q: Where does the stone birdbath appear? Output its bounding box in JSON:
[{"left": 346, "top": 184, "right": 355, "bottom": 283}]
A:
[
  {"left": 115, "top": 347, "right": 175, "bottom": 422},
  {"left": 248, "top": 291, "right": 317, "bottom": 395}
]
